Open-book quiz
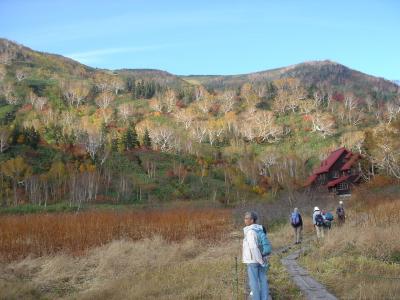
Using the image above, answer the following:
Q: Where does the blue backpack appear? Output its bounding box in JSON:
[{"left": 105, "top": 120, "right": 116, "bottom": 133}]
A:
[
  {"left": 291, "top": 212, "right": 301, "bottom": 226},
  {"left": 252, "top": 227, "right": 272, "bottom": 257},
  {"left": 315, "top": 213, "right": 324, "bottom": 227},
  {"left": 325, "top": 212, "right": 334, "bottom": 221}
]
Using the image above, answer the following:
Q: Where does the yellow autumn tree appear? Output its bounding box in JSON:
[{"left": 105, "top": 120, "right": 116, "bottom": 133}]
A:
[{"left": 1, "top": 156, "right": 32, "bottom": 205}]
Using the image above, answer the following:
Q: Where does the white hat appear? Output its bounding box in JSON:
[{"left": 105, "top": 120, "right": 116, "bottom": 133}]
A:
[
  {"left": 314, "top": 206, "right": 320, "bottom": 211},
  {"left": 339, "top": 201, "right": 343, "bottom": 204}
]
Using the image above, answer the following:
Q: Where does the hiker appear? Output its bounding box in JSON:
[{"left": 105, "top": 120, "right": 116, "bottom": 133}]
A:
[
  {"left": 290, "top": 208, "right": 303, "bottom": 244},
  {"left": 336, "top": 201, "right": 346, "bottom": 225},
  {"left": 243, "top": 211, "right": 272, "bottom": 300},
  {"left": 313, "top": 207, "right": 324, "bottom": 239},
  {"left": 322, "top": 210, "right": 334, "bottom": 230}
]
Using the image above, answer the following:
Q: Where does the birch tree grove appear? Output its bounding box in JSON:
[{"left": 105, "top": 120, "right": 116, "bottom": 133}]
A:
[
  {"left": 67, "top": 163, "right": 100, "bottom": 207},
  {"left": 149, "top": 126, "right": 174, "bottom": 152},
  {"left": 311, "top": 112, "right": 336, "bottom": 138},
  {"left": 0, "top": 126, "right": 10, "bottom": 153},
  {"left": 118, "top": 103, "right": 133, "bottom": 122},
  {"left": 368, "top": 122, "right": 400, "bottom": 179},
  {"left": 238, "top": 110, "right": 283, "bottom": 143},
  {"left": 96, "top": 91, "right": 114, "bottom": 109},
  {"left": 149, "top": 98, "right": 164, "bottom": 113},
  {"left": 272, "top": 78, "right": 306, "bottom": 114},
  {"left": 384, "top": 102, "right": 400, "bottom": 124},
  {"left": 220, "top": 90, "right": 236, "bottom": 113},
  {"left": 80, "top": 128, "right": 104, "bottom": 160},
  {"left": 174, "top": 108, "right": 195, "bottom": 130},
  {"left": 163, "top": 89, "right": 177, "bottom": 113},
  {"left": 61, "top": 80, "right": 90, "bottom": 107},
  {"left": 206, "top": 119, "right": 225, "bottom": 146},
  {"left": 194, "top": 85, "right": 208, "bottom": 101},
  {"left": 110, "top": 76, "right": 124, "bottom": 95},
  {"left": 253, "top": 111, "right": 283, "bottom": 143},
  {"left": 191, "top": 121, "right": 207, "bottom": 143},
  {"left": 344, "top": 93, "right": 364, "bottom": 125}
]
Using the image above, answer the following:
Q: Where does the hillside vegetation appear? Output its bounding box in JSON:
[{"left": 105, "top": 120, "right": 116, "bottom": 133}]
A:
[{"left": 1, "top": 38, "right": 400, "bottom": 210}]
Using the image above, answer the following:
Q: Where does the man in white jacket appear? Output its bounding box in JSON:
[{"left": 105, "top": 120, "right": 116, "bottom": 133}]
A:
[
  {"left": 243, "top": 211, "right": 269, "bottom": 300},
  {"left": 313, "top": 206, "right": 324, "bottom": 239}
]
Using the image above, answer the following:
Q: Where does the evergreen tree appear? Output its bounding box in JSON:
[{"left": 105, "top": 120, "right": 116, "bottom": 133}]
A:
[
  {"left": 132, "top": 125, "right": 140, "bottom": 148},
  {"left": 11, "top": 124, "right": 21, "bottom": 145},
  {"left": 112, "top": 108, "right": 119, "bottom": 124},
  {"left": 136, "top": 80, "right": 143, "bottom": 99},
  {"left": 111, "top": 137, "right": 119, "bottom": 153},
  {"left": 24, "top": 126, "right": 40, "bottom": 149},
  {"left": 123, "top": 123, "right": 139, "bottom": 151},
  {"left": 126, "top": 77, "right": 135, "bottom": 92},
  {"left": 266, "top": 82, "right": 277, "bottom": 101},
  {"left": 143, "top": 128, "right": 152, "bottom": 148},
  {"left": 100, "top": 121, "right": 108, "bottom": 142}
]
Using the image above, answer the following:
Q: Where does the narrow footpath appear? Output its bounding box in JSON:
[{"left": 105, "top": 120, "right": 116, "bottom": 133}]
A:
[{"left": 281, "top": 249, "right": 337, "bottom": 300}]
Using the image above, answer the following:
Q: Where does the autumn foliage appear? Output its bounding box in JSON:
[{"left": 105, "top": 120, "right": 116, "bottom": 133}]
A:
[{"left": 0, "top": 208, "right": 232, "bottom": 262}]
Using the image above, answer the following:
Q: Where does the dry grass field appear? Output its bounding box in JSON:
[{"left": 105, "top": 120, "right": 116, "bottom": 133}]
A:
[
  {"left": 0, "top": 207, "right": 303, "bottom": 299},
  {"left": 299, "top": 185, "right": 400, "bottom": 300}
]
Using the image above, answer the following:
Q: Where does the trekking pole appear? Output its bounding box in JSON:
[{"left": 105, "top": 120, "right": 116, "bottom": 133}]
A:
[{"left": 235, "top": 256, "right": 239, "bottom": 300}]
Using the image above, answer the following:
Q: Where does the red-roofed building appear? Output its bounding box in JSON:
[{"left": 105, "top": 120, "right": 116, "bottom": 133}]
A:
[{"left": 305, "top": 147, "right": 362, "bottom": 195}]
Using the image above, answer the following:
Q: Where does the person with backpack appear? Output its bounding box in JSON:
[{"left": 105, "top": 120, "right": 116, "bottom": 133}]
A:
[
  {"left": 322, "top": 210, "right": 334, "bottom": 230},
  {"left": 336, "top": 201, "right": 346, "bottom": 225},
  {"left": 243, "top": 211, "right": 272, "bottom": 300},
  {"left": 313, "top": 207, "right": 324, "bottom": 239},
  {"left": 290, "top": 208, "right": 303, "bottom": 244}
]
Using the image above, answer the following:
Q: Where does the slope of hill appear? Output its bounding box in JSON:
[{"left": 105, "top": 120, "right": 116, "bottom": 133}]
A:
[
  {"left": 0, "top": 39, "right": 190, "bottom": 89},
  {"left": 182, "top": 60, "right": 399, "bottom": 101},
  {"left": 2, "top": 38, "right": 399, "bottom": 101},
  {"left": 115, "top": 69, "right": 191, "bottom": 90},
  {"left": 1, "top": 37, "right": 399, "bottom": 209}
]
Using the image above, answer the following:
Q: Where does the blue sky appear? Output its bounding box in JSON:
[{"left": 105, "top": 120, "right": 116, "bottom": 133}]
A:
[{"left": 1, "top": 0, "right": 399, "bottom": 79}]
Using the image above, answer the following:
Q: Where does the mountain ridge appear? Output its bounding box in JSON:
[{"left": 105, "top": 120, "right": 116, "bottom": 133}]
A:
[{"left": 1, "top": 38, "right": 398, "bottom": 88}]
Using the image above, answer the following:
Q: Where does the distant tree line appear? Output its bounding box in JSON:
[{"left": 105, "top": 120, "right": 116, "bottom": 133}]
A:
[{"left": 126, "top": 78, "right": 162, "bottom": 99}]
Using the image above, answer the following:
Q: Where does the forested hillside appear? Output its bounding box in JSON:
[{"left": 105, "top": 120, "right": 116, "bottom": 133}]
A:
[{"left": 1, "top": 38, "right": 399, "bottom": 209}]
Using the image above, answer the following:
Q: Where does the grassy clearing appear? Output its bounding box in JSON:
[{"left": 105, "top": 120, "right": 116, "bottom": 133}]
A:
[{"left": 299, "top": 185, "right": 400, "bottom": 299}]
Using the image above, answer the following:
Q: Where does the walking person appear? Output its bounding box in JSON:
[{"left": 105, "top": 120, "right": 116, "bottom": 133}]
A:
[
  {"left": 290, "top": 208, "right": 303, "bottom": 244},
  {"left": 243, "top": 211, "right": 272, "bottom": 300},
  {"left": 322, "top": 210, "right": 334, "bottom": 230},
  {"left": 336, "top": 201, "right": 346, "bottom": 225},
  {"left": 313, "top": 207, "right": 324, "bottom": 239}
]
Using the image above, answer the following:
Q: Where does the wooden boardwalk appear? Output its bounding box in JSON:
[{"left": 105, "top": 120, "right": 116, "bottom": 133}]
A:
[{"left": 281, "top": 249, "right": 337, "bottom": 300}]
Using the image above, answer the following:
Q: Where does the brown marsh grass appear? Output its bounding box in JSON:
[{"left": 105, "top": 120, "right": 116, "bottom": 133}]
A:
[{"left": 0, "top": 208, "right": 232, "bottom": 262}]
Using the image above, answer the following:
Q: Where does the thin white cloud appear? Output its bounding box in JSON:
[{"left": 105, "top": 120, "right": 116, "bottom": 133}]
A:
[{"left": 64, "top": 44, "right": 177, "bottom": 64}]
